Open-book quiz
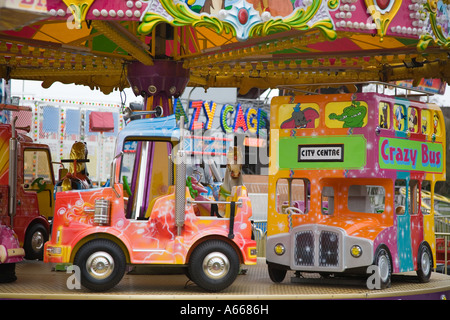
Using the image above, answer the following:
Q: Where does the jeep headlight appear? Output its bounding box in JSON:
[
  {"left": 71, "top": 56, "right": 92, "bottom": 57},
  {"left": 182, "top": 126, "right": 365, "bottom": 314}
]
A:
[
  {"left": 93, "top": 198, "right": 111, "bottom": 226},
  {"left": 46, "top": 246, "right": 62, "bottom": 255}
]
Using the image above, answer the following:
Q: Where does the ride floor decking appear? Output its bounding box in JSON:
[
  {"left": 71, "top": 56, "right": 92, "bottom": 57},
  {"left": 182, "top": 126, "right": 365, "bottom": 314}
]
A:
[{"left": 1, "top": 258, "right": 449, "bottom": 300}]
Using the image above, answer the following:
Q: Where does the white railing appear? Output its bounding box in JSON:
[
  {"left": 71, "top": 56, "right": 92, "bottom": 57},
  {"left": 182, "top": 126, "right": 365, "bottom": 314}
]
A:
[
  {"left": 435, "top": 232, "right": 449, "bottom": 275},
  {"left": 252, "top": 220, "right": 267, "bottom": 257},
  {"left": 435, "top": 216, "right": 450, "bottom": 274},
  {"left": 435, "top": 216, "right": 450, "bottom": 233}
]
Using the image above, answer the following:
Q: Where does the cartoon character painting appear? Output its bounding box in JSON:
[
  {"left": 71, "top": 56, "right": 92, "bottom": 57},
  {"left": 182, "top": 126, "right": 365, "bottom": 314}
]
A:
[
  {"left": 280, "top": 103, "right": 319, "bottom": 129},
  {"left": 433, "top": 113, "right": 440, "bottom": 135},
  {"left": 379, "top": 103, "right": 389, "bottom": 129},
  {"left": 328, "top": 100, "right": 367, "bottom": 128},
  {"left": 394, "top": 105, "right": 407, "bottom": 131},
  {"left": 408, "top": 108, "right": 418, "bottom": 132},
  {"left": 422, "top": 115, "right": 428, "bottom": 134}
]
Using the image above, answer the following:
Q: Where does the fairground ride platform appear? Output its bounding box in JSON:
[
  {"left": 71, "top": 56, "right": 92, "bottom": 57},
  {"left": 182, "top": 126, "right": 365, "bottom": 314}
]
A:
[{"left": 0, "top": 258, "right": 449, "bottom": 300}]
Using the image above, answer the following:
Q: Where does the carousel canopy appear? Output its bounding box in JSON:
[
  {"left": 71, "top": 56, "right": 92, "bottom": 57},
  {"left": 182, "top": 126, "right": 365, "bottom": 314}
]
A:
[{"left": 0, "top": 0, "right": 449, "bottom": 95}]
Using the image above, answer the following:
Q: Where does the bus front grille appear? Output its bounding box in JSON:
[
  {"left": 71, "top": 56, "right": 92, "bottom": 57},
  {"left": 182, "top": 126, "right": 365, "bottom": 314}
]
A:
[
  {"left": 319, "top": 231, "right": 339, "bottom": 267},
  {"left": 294, "top": 231, "right": 314, "bottom": 266},
  {"left": 294, "top": 229, "right": 341, "bottom": 268}
]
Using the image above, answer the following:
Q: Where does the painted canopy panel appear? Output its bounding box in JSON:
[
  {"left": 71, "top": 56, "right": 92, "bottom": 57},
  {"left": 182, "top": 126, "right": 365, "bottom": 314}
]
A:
[
  {"left": 40, "top": 0, "right": 450, "bottom": 45},
  {"left": 0, "top": 0, "right": 449, "bottom": 93}
]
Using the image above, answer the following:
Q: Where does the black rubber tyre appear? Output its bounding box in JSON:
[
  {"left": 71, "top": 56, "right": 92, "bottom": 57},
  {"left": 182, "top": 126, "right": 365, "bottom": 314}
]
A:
[
  {"left": 24, "top": 224, "right": 48, "bottom": 260},
  {"left": 417, "top": 243, "right": 433, "bottom": 283},
  {"left": 188, "top": 240, "right": 240, "bottom": 292},
  {"left": 374, "top": 246, "right": 392, "bottom": 289},
  {"left": 74, "top": 239, "right": 126, "bottom": 292},
  {"left": 268, "top": 264, "right": 287, "bottom": 283}
]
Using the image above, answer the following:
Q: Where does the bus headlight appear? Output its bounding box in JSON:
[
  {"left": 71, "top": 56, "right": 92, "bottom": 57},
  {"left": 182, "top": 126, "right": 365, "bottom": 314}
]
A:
[
  {"left": 274, "top": 243, "right": 286, "bottom": 256},
  {"left": 350, "top": 245, "right": 362, "bottom": 258}
]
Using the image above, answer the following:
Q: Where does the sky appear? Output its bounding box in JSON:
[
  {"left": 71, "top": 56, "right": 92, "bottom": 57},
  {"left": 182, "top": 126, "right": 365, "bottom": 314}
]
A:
[
  {"left": 10, "top": 79, "right": 140, "bottom": 105},
  {"left": 9, "top": 79, "right": 450, "bottom": 107},
  {"left": 9, "top": 79, "right": 244, "bottom": 107}
]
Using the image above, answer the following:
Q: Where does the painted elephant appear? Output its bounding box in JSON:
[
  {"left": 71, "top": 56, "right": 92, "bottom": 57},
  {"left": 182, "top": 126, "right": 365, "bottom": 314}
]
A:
[{"left": 280, "top": 103, "right": 319, "bottom": 129}]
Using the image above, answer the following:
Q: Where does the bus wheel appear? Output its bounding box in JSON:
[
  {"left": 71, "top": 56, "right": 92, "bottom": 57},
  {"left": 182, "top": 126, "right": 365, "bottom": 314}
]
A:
[
  {"left": 24, "top": 224, "right": 48, "bottom": 260},
  {"left": 374, "top": 247, "right": 392, "bottom": 289},
  {"left": 417, "top": 244, "right": 432, "bottom": 283},
  {"left": 74, "top": 239, "right": 126, "bottom": 292},
  {"left": 188, "top": 240, "right": 240, "bottom": 292},
  {"left": 268, "top": 264, "right": 287, "bottom": 283}
]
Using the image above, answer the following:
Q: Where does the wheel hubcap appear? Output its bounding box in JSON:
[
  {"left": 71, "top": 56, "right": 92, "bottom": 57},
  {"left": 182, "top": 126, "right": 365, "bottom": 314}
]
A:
[
  {"left": 378, "top": 255, "right": 390, "bottom": 282},
  {"left": 31, "top": 231, "right": 44, "bottom": 252},
  {"left": 202, "top": 252, "right": 230, "bottom": 280},
  {"left": 86, "top": 251, "right": 115, "bottom": 280},
  {"left": 421, "top": 250, "right": 431, "bottom": 275}
]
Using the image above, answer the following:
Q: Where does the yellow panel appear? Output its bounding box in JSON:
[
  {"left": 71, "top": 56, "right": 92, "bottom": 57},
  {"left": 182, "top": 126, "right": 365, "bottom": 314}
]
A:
[
  {"left": 192, "top": 26, "right": 236, "bottom": 50},
  {"left": 33, "top": 22, "right": 90, "bottom": 44},
  {"left": 350, "top": 34, "right": 405, "bottom": 50},
  {"left": 150, "top": 141, "right": 170, "bottom": 200}
]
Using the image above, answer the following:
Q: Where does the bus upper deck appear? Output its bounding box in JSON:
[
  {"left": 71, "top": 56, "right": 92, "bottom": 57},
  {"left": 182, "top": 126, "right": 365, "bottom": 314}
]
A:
[{"left": 269, "top": 92, "right": 445, "bottom": 180}]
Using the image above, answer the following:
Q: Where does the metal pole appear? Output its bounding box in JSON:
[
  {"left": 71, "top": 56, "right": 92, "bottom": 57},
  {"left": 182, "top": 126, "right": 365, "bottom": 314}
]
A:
[
  {"left": 8, "top": 117, "right": 18, "bottom": 228},
  {"left": 175, "top": 116, "right": 186, "bottom": 236}
]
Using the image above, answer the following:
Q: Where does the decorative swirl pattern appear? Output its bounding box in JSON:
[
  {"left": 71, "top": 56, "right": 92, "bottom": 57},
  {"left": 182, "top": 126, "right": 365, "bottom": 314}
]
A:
[
  {"left": 138, "top": 0, "right": 337, "bottom": 41},
  {"left": 419, "top": 0, "right": 450, "bottom": 50}
]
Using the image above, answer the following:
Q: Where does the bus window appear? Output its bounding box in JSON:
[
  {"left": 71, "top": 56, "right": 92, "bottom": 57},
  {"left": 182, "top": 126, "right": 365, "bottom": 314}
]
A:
[
  {"left": 394, "top": 104, "right": 407, "bottom": 131},
  {"left": 420, "top": 180, "right": 431, "bottom": 214},
  {"left": 276, "top": 178, "right": 310, "bottom": 214},
  {"left": 276, "top": 179, "right": 288, "bottom": 213},
  {"left": 322, "top": 186, "right": 334, "bottom": 215},
  {"left": 395, "top": 180, "right": 406, "bottom": 215},
  {"left": 379, "top": 102, "right": 390, "bottom": 129},
  {"left": 408, "top": 107, "right": 418, "bottom": 133},
  {"left": 348, "top": 185, "right": 385, "bottom": 213},
  {"left": 421, "top": 109, "right": 431, "bottom": 135},
  {"left": 409, "top": 180, "right": 419, "bottom": 215}
]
